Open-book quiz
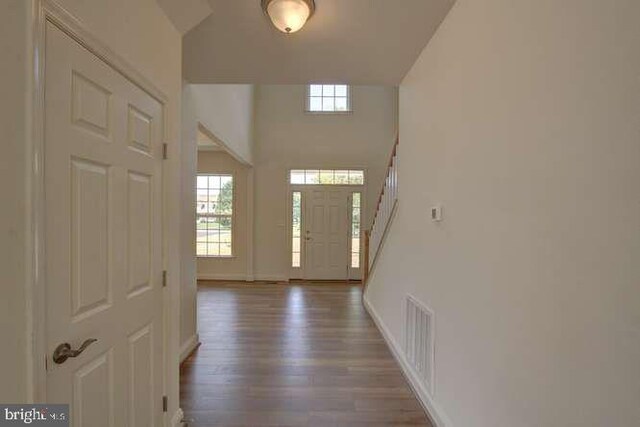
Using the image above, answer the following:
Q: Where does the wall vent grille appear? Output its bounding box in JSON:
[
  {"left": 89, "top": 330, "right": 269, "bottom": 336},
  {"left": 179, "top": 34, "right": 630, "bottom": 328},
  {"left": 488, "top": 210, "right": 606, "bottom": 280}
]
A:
[{"left": 404, "top": 295, "right": 435, "bottom": 394}]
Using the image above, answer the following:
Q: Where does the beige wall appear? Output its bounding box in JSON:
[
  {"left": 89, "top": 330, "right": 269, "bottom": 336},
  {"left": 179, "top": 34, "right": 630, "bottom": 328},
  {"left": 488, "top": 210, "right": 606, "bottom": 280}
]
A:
[
  {"left": 0, "top": 0, "right": 31, "bottom": 403},
  {"left": 1, "top": 0, "right": 183, "bottom": 413},
  {"left": 253, "top": 85, "right": 398, "bottom": 280},
  {"left": 180, "top": 84, "right": 198, "bottom": 356},
  {"left": 190, "top": 84, "right": 255, "bottom": 164},
  {"left": 197, "top": 151, "right": 251, "bottom": 280},
  {"left": 181, "top": 84, "right": 255, "bottom": 355},
  {"left": 366, "top": 0, "right": 640, "bottom": 426}
]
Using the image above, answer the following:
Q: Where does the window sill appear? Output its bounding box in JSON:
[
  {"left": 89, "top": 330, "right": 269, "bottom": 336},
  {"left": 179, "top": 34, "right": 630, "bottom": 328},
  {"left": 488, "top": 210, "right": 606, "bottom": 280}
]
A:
[
  {"left": 197, "top": 255, "right": 237, "bottom": 259},
  {"left": 304, "top": 110, "right": 353, "bottom": 115}
]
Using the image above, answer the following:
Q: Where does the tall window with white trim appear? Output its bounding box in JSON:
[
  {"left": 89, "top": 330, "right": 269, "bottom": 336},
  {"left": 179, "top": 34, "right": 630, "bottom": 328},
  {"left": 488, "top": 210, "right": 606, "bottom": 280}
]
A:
[{"left": 196, "top": 174, "right": 233, "bottom": 257}]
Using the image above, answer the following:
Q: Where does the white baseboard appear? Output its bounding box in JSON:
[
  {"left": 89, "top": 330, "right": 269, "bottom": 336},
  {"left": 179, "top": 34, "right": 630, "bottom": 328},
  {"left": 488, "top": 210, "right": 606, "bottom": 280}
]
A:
[
  {"left": 170, "top": 408, "right": 184, "bottom": 427},
  {"left": 197, "top": 273, "right": 287, "bottom": 282},
  {"left": 253, "top": 274, "right": 289, "bottom": 282},
  {"left": 179, "top": 334, "right": 200, "bottom": 363},
  {"left": 198, "top": 273, "right": 251, "bottom": 281},
  {"left": 363, "top": 295, "right": 452, "bottom": 427}
]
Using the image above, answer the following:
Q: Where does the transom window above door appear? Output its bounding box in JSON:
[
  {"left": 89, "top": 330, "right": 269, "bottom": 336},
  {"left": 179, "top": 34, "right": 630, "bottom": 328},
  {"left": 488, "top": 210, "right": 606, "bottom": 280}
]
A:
[
  {"left": 307, "top": 85, "right": 351, "bottom": 113},
  {"left": 290, "top": 169, "right": 364, "bottom": 185}
]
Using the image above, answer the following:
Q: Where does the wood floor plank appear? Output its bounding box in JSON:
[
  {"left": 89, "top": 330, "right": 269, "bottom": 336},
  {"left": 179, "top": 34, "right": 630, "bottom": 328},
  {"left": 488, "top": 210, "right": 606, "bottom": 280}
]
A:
[{"left": 180, "top": 282, "right": 432, "bottom": 427}]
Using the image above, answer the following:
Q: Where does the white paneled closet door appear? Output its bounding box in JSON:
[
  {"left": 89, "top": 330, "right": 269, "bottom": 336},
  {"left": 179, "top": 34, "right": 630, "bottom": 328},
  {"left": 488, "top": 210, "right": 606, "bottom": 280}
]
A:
[{"left": 44, "top": 22, "right": 164, "bottom": 427}]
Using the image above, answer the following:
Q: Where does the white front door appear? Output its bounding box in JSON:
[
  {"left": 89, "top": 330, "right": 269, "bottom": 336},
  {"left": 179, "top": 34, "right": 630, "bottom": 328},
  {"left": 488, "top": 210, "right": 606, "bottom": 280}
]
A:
[
  {"left": 44, "top": 23, "right": 164, "bottom": 426},
  {"left": 304, "top": 188, "right": 350, "bottom": 280}
]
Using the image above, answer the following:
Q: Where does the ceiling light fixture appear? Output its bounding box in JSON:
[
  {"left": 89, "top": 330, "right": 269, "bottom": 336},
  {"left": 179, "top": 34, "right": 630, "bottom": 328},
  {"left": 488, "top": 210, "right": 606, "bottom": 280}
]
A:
[{"left": 261, "top": 0, "right": 315, "bottom": 34}]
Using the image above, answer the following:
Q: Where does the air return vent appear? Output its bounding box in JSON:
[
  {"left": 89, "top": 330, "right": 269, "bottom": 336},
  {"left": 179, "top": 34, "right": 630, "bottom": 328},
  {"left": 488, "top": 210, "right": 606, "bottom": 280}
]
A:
[{"left": 404, "top": 295, "right": 435, "bottom": 394}]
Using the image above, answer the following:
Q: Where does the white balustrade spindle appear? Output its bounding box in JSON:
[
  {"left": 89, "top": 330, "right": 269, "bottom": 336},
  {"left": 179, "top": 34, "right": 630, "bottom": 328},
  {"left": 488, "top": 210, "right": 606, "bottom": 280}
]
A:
[{"left": 368, "top": 143, "right": 399, "bottom": 271}]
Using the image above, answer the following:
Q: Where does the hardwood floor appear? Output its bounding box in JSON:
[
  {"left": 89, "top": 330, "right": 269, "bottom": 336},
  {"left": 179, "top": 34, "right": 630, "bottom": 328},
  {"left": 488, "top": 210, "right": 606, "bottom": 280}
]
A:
[{"left": 180, "top": 281, "right": 432, "bottom": 427}]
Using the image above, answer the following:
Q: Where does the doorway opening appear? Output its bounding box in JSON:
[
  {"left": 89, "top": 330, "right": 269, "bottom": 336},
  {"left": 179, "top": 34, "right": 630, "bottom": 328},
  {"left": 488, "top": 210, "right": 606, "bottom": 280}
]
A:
[{"left": 288, "top": 169, "right": 365, "bottom": 282}]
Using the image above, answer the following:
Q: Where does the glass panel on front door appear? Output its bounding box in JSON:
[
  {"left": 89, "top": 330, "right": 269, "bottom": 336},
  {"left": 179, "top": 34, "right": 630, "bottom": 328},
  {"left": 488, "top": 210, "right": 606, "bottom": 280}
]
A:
[
  {"left": 292, "top": 191, "right": 302, "bottom": 268},
  {"left": 351, "top": 192, "right": 361, "bottom": 269}
]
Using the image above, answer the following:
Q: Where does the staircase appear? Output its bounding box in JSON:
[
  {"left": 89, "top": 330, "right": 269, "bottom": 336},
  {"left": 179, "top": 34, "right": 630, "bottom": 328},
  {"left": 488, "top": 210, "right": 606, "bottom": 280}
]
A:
[{"left": 364, "top": 136, "right": 399, "bottom": 286}]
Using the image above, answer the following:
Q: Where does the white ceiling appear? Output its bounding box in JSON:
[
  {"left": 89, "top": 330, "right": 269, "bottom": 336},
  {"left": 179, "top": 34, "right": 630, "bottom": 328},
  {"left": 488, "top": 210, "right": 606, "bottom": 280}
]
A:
[{"left": 183, "top": 0, "right": 455, "bottom": 85}]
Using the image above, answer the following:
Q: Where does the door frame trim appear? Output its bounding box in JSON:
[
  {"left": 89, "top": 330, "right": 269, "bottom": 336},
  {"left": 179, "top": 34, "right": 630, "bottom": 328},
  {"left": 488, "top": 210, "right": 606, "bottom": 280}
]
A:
[
  {"left": 29, "top": 0, "right": 171, "bottom": 413},
  {"left": 287, "top": 183, "right": 367, "bottom": 281}
]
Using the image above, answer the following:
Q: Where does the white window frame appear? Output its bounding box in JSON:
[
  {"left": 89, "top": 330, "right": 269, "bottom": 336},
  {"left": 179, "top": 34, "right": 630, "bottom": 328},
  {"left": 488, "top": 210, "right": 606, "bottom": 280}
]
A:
[
  {"left": 291, "top": 191, "right": 303, "bottom": 269},
  {"left": 196, "top": 173, "right": 235, "bottom": 258},
  {"left": 305, "top": 84, "right": 352, "bottom": 114},
  {"left": 289, "top": 169, "right": 365, "bottom": 186}
]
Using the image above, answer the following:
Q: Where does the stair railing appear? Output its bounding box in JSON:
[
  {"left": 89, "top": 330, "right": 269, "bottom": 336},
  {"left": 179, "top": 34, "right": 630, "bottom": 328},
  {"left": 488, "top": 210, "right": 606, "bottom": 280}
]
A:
[{"left": 364, "top": 136, "right": 399, "bottom": 286}]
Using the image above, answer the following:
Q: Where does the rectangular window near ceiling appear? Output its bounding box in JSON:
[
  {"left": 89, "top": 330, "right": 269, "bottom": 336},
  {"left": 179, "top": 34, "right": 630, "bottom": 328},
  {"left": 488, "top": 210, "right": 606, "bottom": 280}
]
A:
[
  {"left": 196, "top": 174, "right": 233, "bottom": 257},
  {"left": 290, "top": 169, "right": 364, "bottom": 185},
  {"left": 292, "top": 192, "right": 302, "bottom": 268},
  {"left": 351, "top": 192, "right": 361, "bottom": 269},
  {"left": 307, "top": 84, "right": 351, "bottom": 113}
]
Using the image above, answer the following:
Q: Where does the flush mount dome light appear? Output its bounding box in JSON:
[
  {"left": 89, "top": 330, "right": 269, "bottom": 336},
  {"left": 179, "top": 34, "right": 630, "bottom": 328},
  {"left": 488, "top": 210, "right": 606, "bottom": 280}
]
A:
[{"left": 262, "top": 0, "right": 315, "bottom": 34}]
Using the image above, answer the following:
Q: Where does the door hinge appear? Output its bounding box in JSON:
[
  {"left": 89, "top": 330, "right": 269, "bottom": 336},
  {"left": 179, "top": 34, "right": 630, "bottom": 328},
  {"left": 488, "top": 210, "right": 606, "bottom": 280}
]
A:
[
  {"left": 162, "top": 143, "right": 168, "bottom": 160},
  {"left": 162, "top": 270, "right": 167, "bottom": 287},
  {"left": 162, "top": 395, "right": 168, "bottom": 412}
]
